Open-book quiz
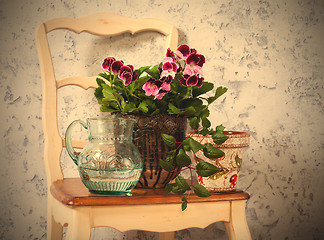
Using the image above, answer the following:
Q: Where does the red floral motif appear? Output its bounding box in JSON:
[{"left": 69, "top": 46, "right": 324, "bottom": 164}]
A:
[
  {"left": 210, "top": 155, "right": 225, "bottom": 161},
  {"left": 229, "top": 174, "right": 237, "bottom": 188},
  {"left": 197, "top": 175, "right": 204, "bottom": 184}
]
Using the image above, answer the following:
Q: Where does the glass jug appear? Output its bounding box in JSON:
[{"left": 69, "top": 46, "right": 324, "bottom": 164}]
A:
[{"left": 65, "top": 118, "right": 142, "bottom": 195}]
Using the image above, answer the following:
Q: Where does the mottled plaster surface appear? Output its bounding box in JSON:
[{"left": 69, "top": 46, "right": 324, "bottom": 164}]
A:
[{"left": 0, "top": 0, "right": 323, "bottom": 239}]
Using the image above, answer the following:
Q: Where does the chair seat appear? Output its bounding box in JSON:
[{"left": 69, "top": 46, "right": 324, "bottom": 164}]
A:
[{"left": 51, "top": 178, "right": 249, "bottom": 207}]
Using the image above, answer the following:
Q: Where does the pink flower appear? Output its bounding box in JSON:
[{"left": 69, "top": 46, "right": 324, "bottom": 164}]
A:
[
  {"left": 142, "top": 78, "right": 160, "bottom": 97},
  {"left": 183, "top": 65, "right": 203, "bottom": 76},
  {"left": 155, "top": 89, "right": 168, "bottom": 100},
  {"left": 119, "top": 65, "right": 138, "bottom": 85},
  {"left": 142, "top": 78, "right": 171, "bottom": 100},
  {"left": 161, "top": 57, "right": 178, "bottom": 78},
  {"left": 182, "top": 53, "right": 205, "bottom": 79},
  {"left": 155, "top": 82, "right": 171, "bottom": 100}
]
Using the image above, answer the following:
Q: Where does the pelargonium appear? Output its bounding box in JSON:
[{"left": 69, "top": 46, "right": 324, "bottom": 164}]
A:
[
  {"left": 95, "top": 44, "right": 226, "bottom": 118},
  {"left": 95, "top": 44, "right": 229, "bottom": 211},
  {"left": 102, "top": 57, "right": 138, "bottom": 86}
]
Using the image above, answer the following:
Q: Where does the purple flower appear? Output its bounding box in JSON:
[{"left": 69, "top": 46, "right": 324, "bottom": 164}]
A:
[
  {"left": 160, "top": 75, "right": 173, "bottom": 84},
  {"left": 119, "top": 65, "right": 138, "bottom": 86},
  {"left": 102, "top": 57, "right": 116, "bottom": 71},
  {"left": 186, "top": 53, "right": 205, "bottom": 67},
  {"left": 174, "top": 44, "right": 190, "bottom": 61},
  {"left": 111, "top": 60, "right": 124, "bottom": 74},
  {"left": 166, "top": 48, "right": 176, "bottom": 61},
  {"left": 179, "top": 74, "right": 204, "bottom": 87}
]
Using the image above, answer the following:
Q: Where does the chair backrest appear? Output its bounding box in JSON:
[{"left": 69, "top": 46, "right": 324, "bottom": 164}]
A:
[{"left": 35, "top": 12, "right": 179, "bottom": 189}]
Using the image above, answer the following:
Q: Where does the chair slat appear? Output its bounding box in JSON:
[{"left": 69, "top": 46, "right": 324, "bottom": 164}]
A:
[{"left": 57, "top": 76, "right": 97, "bottom": 89}]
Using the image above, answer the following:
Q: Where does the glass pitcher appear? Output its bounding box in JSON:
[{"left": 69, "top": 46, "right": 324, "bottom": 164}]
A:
[{"left": 65, "top": 118, "right": 142, "bottom": 195}]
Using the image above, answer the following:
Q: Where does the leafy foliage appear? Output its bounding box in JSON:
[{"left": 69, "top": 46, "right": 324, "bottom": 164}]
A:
[
  {"left": 161, "top": 115, "right": 229, "bottom": 210},
  {"left": 94, "top": 45, "right": 231, "bottom": 211}
]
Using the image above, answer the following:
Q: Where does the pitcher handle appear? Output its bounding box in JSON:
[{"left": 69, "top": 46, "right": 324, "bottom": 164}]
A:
[{"left": 65, "top": 120, "right": 87, "bottom": 166}]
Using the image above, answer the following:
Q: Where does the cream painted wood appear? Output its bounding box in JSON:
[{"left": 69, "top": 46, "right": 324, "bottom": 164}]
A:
[
  {"left": 36, "top": 12, "right": 179, "bottom": 187},
  {"left": 56, "top": 76, "right": 97, "bottom": 89},
  {"left": 36, "top": 12, "right": 251, "bottom": 240},
  {"left": 224, "top": 201, "right": 252, "bottom": 240},
  {"left": 50, "top": 194, "right": 250, "bottom": 240}
]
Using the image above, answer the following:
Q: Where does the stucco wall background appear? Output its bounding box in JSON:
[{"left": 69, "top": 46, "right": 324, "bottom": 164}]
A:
[{"left": 1, "top": 0, "right": 323, "bottom": 239}]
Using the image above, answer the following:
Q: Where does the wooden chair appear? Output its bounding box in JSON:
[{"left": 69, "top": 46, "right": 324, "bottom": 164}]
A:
[{"left": 36, "top": 13, "right": 252, "bottom": 240}]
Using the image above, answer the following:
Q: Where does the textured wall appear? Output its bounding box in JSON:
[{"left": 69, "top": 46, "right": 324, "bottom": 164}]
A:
[{"left": 1, "top": 0, "right": 323, "bottom": 239}]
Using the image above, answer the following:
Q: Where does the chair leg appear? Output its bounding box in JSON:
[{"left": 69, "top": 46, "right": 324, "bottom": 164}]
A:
[
  {"left": 224, "top": 200, "right": 252, "bottom": 240},
  {"left": 47, "top": 213, "right": 63, "bottom": 240},
  {"left": 66, "top": 208, "right": 91, "bottom": 240},
  {"left": 159, "top": 231, "right": 175, "bottom": 240},
  {"left": 47, "top": 197, "right": 63, "bottom": 240}
]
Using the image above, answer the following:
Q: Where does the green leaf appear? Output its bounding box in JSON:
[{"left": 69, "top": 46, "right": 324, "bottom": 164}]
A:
[
  {"left": 138, "top": 100, "right": 149, "bottom": 113},
  {"left": 181, "top": 196, "right": 188, "bottom": 211},
  {"left": 182, "top": 138, "right": 191, "bottom": 151},
  {"left": 194, "top": 184, "right": 211, "bottom": 197},
  {"left": 207, "top": 86, "right": 228, "bottom": 105},
  {"left": 175, "top": 176, "right": 191, "bottom": 191},
  {"left": 164, "top": 183, "right": 174, "bottom": 194},
  {"left": 188, "top": 138, "right": 204, "bottom": 153},
  {"left": 216, "top": 124, "right": 226, "bottom": 133},
  {"left": 189, "top": 117, "right": 199, "bottom": 130},
  {"left": 96, "top": 77, "right": 106, "bottom": 87},
  {"left": 135, "top": 66, "right": 151, "bottom": 76},
  {"left": 124, "top": 102, "right": 137, "bottom": 113},
  {"left": 196, "top": 162, "right": 220, "bottom": 177},
  {"left": 181, "top": 106, "right": 197, "bottom": 116},
  {"left": 167, "top": 104, "right": 196, "bottom": 117},
  {"left": 145, "top": 64, "right": 160, "bottom": 79},
  {"left": 98, "top": 72, "right": 110, "bottom": 80},
  {"left": 134, "top": 75, "right": 150, "bottom": 90},
  {"left": 203, "top": 143, "right": 225, "bottom": 159},
  {"left": 212, "top": 125, "right": 228, "bottom": 145},
  {"left": 192, "top": 81, "right": 214, "bottom": 98},
  {"left": 100, "top": 105, "right": 119, "bottom": 112},
  {"left": 102, "top": 90, "right": 117, "bottom": 102},
  {"left": 199, "top": 127, "right": 210, "bottom": 136},
  {"left": 94, "top": 87, "right": 103, "bottom": 101},
  {"left": 176, "top": 149, "right": 192, "bottom": 167},
  {"left": 179, "top": 98, "right": 203, "bottom": 109},
  {"left": 171, "top": 185, "right": 186, "bottom": 194},
  {"left": 212, "top": 132, "right": 229, "bottom": 145},
  {"left": 159, "top": 159, "right": 175, "bottom": 172},
  {"left": 201, "top": 117, "right": 211, "bottom": 129},
  {"left": 168, "top": 150, "right": 177, "bottom": 158},
  {"left": 161, "top": 133, "right": 176, "bottom": 147},
  {"left": 167, "top": 103, "right": 182, "bottom": 115},
  {"left": 199, "top": 108, "right": 210, "bottom": 118}
]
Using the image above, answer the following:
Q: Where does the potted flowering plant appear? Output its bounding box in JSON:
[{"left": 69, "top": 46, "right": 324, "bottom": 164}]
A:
[{"left": 94, "top": 44, "right": 229, "bottom": 209}]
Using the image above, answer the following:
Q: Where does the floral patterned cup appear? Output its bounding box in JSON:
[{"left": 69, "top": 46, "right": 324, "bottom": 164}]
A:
[{"left": 190, "top": 131, "right": 250, "bottom": 192}]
